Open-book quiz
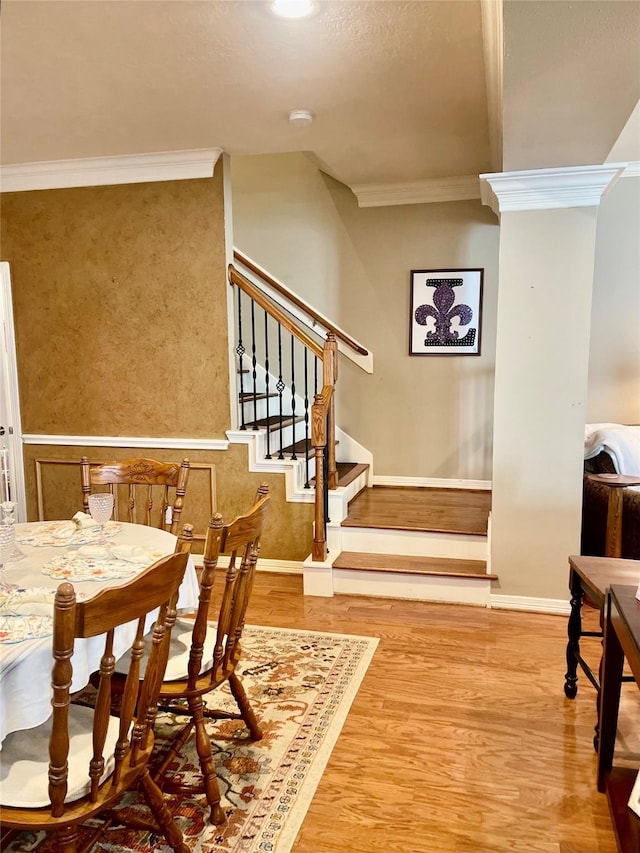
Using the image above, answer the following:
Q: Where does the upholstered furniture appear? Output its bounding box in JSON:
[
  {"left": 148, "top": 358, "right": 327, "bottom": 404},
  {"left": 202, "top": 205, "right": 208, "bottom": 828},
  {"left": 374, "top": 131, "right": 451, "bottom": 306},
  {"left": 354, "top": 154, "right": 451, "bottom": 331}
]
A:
[{"left": 582, "top": 425, "right": 640, "bottom": 560}]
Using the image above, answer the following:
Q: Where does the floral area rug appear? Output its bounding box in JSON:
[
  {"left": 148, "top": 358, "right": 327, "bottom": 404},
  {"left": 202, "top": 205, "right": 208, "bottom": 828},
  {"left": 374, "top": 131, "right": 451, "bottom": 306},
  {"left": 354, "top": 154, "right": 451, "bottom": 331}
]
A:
[{"left": 4, "top": 625, "right": 378, "bottom": 853}]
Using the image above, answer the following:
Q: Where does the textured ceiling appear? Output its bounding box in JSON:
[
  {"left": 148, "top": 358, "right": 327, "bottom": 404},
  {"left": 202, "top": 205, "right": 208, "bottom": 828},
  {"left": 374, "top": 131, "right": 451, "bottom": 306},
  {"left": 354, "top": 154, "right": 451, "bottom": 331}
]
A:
[
  {"left": 1, "top": 0, "right": 638, "bottom": 191},
  {"left": 0, "top": 0, "right": 492, "bottom": 186},
  {"left": 502, "top": 0, "right": 640, "bottom": 171}
]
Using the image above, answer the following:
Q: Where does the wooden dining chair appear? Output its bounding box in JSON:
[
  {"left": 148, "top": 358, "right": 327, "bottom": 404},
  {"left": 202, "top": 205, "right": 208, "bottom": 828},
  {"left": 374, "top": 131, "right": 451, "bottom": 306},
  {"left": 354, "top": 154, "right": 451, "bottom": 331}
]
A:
[
  {"left": 0, "top": 550, "right": 191, "bottom": 853},
  {"left": 150, "top": 483, "right": 271, "bottom": 826},
  {"left": 81, "top": 456, "right": 190, "bottom": 535}
]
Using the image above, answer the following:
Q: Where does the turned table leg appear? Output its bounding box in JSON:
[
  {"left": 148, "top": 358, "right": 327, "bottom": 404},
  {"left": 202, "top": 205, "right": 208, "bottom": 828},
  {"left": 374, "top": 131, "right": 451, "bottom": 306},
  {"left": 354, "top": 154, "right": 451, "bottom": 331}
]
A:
[{"left": 564, "top": 569, "right": 583, "bottom": 699}]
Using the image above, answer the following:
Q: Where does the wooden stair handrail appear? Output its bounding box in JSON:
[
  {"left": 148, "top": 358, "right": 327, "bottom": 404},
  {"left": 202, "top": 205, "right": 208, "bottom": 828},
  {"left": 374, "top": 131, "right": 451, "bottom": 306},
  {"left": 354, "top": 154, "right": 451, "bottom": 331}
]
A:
[
  {"left": 230, "top": 263, "right": 337, "bottom": 563},
  {"left": 233, "top": 250, "right": 369, "bottom": 357},
  {"left": 229, "top": 265, "right": 324, "bottom": 359}
]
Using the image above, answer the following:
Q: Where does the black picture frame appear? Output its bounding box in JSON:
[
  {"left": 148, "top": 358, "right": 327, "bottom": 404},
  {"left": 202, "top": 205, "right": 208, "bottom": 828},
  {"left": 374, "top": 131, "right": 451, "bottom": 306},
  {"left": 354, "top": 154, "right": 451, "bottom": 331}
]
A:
[{"left": 409, "top": 268, "right": 483, "bottom": 356}]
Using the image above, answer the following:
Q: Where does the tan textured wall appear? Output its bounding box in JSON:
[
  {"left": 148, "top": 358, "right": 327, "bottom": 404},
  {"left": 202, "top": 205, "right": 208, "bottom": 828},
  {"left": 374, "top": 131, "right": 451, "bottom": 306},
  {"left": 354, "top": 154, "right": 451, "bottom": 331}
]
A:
[
  {"left": 23, "top": 444, "right": 314, "bottom": 561},
  {"left": 2, "top": 167, "right": 314, "bottom": 561},
  {"left": 232, "top": 153, "right": 500, "bottom": 480},
  {"left": 588, "top": 177, "right": 640, "bottom": 422},
  {"left": 1, "top": 174, "right": 229, "bottom": 437}
]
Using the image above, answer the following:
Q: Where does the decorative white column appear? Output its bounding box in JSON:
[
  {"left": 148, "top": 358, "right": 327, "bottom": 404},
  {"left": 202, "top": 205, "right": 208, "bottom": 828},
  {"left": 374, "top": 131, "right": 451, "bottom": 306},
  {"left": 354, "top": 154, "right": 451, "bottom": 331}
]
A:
[{"left": 480, "top": 164, "right": 625, "bottom": 605}]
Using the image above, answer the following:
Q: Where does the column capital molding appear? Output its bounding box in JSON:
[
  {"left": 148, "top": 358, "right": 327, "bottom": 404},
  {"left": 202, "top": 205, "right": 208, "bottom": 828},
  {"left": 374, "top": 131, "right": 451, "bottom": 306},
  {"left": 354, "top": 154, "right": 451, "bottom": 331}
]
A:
[{"left": 479, "top": 164, "right": 627, "bottom": 215}]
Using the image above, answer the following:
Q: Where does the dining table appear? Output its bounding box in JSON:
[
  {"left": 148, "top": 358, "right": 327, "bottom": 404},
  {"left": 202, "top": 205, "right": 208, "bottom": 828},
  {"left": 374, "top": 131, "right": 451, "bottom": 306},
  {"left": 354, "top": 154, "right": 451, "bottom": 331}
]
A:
[{"left": 0, "top": 518, "right": 199, "bottom": 748}]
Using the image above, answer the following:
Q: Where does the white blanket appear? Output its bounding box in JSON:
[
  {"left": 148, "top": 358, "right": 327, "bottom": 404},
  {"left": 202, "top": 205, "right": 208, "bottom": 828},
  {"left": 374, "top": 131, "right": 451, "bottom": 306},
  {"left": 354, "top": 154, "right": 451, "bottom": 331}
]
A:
[{"left": 584, "top": 423, "right": 640, "bottom": 476}]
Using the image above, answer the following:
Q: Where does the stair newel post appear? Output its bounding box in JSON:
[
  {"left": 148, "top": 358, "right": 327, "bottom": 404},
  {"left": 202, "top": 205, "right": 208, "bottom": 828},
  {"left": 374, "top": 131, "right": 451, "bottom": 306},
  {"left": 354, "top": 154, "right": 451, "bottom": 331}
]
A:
[
  {"left": 312, "top": 392, "right": 328, "bottom": 562},
  {"left": 324, "top": 334, "right": 338, "bottom": 491}
]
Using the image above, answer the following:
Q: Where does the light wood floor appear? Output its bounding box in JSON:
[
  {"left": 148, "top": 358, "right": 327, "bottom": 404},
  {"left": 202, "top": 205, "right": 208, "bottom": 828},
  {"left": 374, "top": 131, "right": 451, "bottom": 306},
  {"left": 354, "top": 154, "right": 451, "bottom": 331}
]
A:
[
  {"left": 342, "top": 486, "right": 492, "bottom": 535},
  {"left": 243, "top": 573, "right": 633, "bottom": 853}
]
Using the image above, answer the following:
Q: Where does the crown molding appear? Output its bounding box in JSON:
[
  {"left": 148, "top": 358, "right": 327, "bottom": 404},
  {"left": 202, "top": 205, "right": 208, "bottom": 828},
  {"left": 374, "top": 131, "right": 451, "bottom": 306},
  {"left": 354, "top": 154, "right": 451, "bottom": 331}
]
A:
[
  {"left": 350, "top": 175, "right": 481, "bottom": 208},
  {"left": 480, "top": 0, "right": 503, "bottom": 172},
  {"left": 479, "top": 164, "right": 626, "bottom": 215},
  {"left": 0, "top": 148, "right": 223, "bottom": 193},
  {"left": 619, "top": 161, "right": 640, "bottom": 178}
]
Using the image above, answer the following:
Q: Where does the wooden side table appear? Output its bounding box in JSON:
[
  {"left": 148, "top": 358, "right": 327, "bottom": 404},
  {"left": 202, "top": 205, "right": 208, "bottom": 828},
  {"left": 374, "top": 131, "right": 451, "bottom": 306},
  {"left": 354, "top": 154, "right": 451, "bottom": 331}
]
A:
[
  {"left": 587, "top": 473, "right": 640, "bottom": 558},
  {"left": 596, "top": 584, "right": 640, "bottom": 853},
  {"left": 564, "top": 555, "right": 640, "bottom": 747}
]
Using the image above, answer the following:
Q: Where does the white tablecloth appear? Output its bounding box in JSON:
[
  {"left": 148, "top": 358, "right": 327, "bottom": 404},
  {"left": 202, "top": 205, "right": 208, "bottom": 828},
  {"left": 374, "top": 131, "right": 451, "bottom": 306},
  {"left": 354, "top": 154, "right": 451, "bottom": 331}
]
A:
[{"left": 0, "top": 521, "right": 199, "bottom": 746}]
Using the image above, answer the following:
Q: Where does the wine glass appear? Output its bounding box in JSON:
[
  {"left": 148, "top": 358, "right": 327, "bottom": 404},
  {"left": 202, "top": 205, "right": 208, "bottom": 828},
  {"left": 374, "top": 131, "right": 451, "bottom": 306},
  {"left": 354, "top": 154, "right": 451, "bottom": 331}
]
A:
[
  {"left": 0, "top": 501, "right": 24, "bottom": 561},
  {"left": 0, "top": 523, "right": 14, "bottom": 578},
  {"left": 87, "top": 493, "right": 114, "bottom": 545}
]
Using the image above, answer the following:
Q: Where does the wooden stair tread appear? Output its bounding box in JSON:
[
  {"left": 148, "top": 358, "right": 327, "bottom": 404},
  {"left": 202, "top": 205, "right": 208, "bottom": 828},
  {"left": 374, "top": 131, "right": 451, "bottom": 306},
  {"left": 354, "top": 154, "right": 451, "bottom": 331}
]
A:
[
  {"left": 248, "top": 415, "right": 305, "bottom": 432},
  {"left": 333, "top": 551, "right": 496, "bottom": 580},
  {"left": 239, "top": 392, "right": 280, "bottom": 402},
  {"left": 337, "top": 462, "right": 369, "bottom": 487},
  {"left": 341, "top": 518, "right": 488, "bottom": 535},
  {"left": 342, "top": 485, "right": 490, "bottom": 536},
  {"left": 282, "top": 438, "right": 313, "bottom": 458},
  {"left": 310, "top": 461, "right": 369, "bottom": 488}
]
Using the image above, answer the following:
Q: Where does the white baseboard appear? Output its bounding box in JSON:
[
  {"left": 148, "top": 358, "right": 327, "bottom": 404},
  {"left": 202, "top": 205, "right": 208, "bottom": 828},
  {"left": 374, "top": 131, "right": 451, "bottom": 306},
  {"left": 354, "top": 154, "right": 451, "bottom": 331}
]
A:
[
  {"left": 192, "top": 554, "right": 303, "bottom": 575},
  {"left": 372, "top": 475, "right": 491, "bottom": 490},
  {"left": 489, "top": 594, "right": 570, "bottom": 615}
]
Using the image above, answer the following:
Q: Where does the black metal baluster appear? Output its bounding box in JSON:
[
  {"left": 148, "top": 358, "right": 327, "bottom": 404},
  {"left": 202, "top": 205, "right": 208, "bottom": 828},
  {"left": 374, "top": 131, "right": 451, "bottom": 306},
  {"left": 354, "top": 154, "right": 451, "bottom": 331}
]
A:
[
  {"left": 250, "top": 300, "right": 258, "bottom": 429},
  {"left": 303, "top": 348, "right": 310, "bottom": 488},
  {"left": 236, "top": 288, "right": 246, "bottom": 430},
  {"left": 290, "top": 335, "right": 297, "bottom": 459},
  {"left": 276, "top": 324, "right": 285, "bottom": 460},
  {"left": 264, "top": 312, "right": 272, "bottom": 459}
]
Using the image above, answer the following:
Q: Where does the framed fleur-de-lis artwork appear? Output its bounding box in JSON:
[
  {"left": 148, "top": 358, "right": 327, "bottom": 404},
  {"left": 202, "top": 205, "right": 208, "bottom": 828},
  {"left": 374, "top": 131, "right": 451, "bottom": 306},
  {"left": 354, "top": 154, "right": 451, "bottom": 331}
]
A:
[{"left": 410, "top": 268, "right": 483, "bottom": 356}]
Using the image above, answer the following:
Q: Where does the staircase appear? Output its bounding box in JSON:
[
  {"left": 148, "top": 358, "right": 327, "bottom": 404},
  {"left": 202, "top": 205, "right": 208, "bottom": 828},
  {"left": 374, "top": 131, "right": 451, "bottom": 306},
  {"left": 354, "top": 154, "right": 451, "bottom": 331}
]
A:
[
  {"left": 228, "top": 250, "right": 495, "bottom": 605},
  {"left": 305, "top": 479, "right": 495, "bottom": 605}
]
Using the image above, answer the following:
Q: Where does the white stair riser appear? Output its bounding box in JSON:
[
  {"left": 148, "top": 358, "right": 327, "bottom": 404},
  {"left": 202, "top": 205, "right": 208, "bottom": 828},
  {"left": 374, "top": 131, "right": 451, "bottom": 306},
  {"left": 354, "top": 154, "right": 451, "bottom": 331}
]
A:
[
  {"left": 338, "top": 526, "right": 487, "bottom": 560},
  {"left": 241, "top": 421, "right": 308, "bottom": 458},
  {"left": 332, "top": 569, "right": 491, "bottom": 605}
]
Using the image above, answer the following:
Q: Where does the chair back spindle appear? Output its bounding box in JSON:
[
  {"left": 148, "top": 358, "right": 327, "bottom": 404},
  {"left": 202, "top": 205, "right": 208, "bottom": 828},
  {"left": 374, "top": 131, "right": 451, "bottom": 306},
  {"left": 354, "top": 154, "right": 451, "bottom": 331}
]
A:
[{"left": 81, "top": 457, "right": 190, "bottom": 535}]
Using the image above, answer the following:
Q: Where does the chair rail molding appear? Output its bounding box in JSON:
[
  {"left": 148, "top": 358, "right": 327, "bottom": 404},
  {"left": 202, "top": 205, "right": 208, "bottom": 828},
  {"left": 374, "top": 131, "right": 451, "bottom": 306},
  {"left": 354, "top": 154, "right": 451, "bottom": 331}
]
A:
[
  {"left": 22, "top": 434, "right": 229, "bottom": 450},
  {"left": 479, "top": 164, "right": 627, "bottom": 215},
  {"left": 0, "top": 148, "right": 223, "bottom": 193}
]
